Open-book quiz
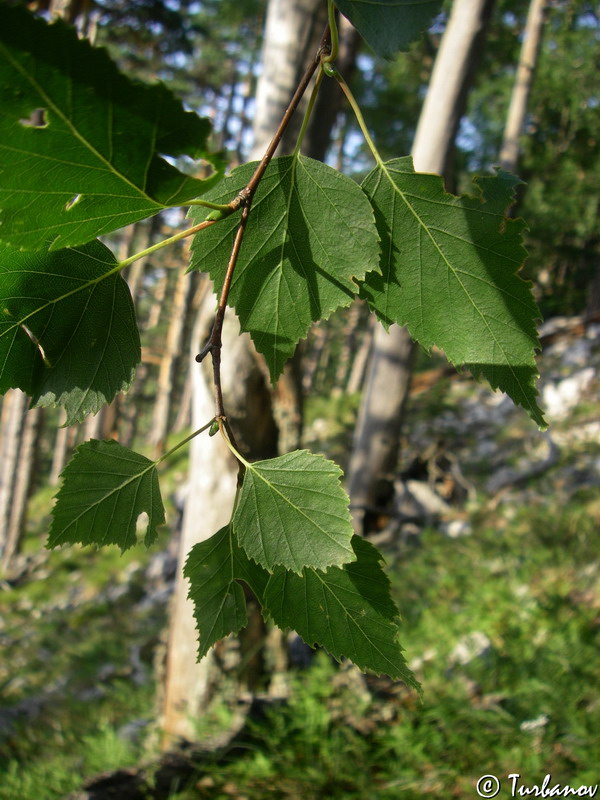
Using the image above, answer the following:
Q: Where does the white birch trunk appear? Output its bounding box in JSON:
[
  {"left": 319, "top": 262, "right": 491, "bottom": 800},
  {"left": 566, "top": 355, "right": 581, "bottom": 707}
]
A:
[
  {"left": 499, "top": 0, "right": 547, "bottom": 172},
  {"left": 347, "top": 0, "right": 496, "bottom": 533}
]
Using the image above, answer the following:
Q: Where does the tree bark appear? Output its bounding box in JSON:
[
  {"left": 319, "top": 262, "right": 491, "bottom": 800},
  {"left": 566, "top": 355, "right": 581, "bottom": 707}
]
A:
[
  {"left": 499, "top": 0, "right": 548, "bottom": 172},
  {"left": 2, "top": 406, "right": 41, "bottom": 569},
  {"left": 49, "top": 416, "right": 70, "bottom": 486},
  {"left": 0, "top": 391, "right": 32, "bottom": 567},
  {"left": 347, "top": 0, "right": 496, "bottom": 535},
  {"left": 161, "top": 292, "right": 277, "bottom": 744},
  {"left": 149, "top": 265, "right": 196, "bottom": 455},
  {"left": 250, "top": 0, "right": 328, "bottom": 158},
  {"left": 161, "top": 0, "right": 351, "bottom": 741}
]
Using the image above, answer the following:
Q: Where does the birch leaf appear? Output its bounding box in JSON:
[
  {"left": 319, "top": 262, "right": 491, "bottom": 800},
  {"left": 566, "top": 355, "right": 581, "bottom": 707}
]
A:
[
  {"left": 360, "top": 158, "right": 546, "bottom": 428},
  {"left": 185, "top": 526, "right": 269, "bottom": 660},
  {"left": 189, "top": 155, "right": 379, "bottom": 381},
  {"left": 0, "top": 3, "right": 222, "bottom": 251},
  {"left": 0, "top": 239, "right": 139, "bottom": 425},
  {"left": 264, "top": 536, "right": 419, "bottom": 685},
  {"left": 233, "top": 450, "right": 356, "bottom": 574},
  {"left": 334, "top": 0, "right": 443, "bottom": 59},
  {"left": 48, "top": 440, "right": 164, "bottom": 552}
]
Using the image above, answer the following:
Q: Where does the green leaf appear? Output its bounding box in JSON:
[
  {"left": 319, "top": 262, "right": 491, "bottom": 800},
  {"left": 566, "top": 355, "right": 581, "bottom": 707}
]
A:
[
  {"left": 233, "top": 450, "right": 356, "bottom": 574},
  {"left": 189, "top": 155, "right": 380, "bottom": 380},
  {"left": 0, "top": 4, "right": 223, "bottom": 251},
  {"left": 0, "top": 239, "right": 140, "bottom": 425},
  {"left": 264, "top": 536, "right": 419, "bottom": 685},
  {"left": 48, "top": 439, "right": 164, "bottom": 552},
  {"left": 360, "top": 158, "right": 546, "bottom": 428},
  {"left": 185, "top": 525, "right": 270, "bottom": 660},
  {"left": 184, "top": 526, "right": 418, "bottom": 683},
  {"left": 334, "top": 0, "right": 443, "bottom": 59}
]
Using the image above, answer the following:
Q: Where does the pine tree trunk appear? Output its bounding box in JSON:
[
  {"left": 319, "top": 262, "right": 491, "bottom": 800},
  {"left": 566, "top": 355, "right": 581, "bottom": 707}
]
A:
[{"left": 347, "top": 0, "right": 496, "bottom": 535}]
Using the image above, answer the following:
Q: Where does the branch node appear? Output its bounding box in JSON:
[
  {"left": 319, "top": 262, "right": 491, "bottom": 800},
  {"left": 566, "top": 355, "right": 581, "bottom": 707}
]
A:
[{"left": 195, "top": 343, "right": 212, "bottom": 363}]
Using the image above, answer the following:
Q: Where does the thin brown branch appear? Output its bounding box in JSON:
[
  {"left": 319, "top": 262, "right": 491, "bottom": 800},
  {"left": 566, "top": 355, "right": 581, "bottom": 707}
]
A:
[
  {"left": 195, "top": 22, "right": 332, "bottom": 467},
  {"left": 244, "top": 25, "right": 331, "bottom": 199}
]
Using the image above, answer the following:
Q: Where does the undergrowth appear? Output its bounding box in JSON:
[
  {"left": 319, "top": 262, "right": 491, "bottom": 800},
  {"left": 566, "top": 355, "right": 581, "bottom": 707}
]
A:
[{"left": 2, "top": 443, "right": 598, "bottom": 799}]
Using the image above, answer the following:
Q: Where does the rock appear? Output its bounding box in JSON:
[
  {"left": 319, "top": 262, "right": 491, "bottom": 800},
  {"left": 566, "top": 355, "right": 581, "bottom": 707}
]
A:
[
  {"left": 117, "top": 718, "right": 150, "bottom": 745},
  {"left": 520, "top": 713, "right": 549, "bottom": 732},
  {"left": 485, "top": 435, "right": 560, "bottom": 494},
  {"left": 448, "top": 632, "right": 492, "bottom": 667},
  {"left": 77, "top": 768, "right": 148, "bottom": 800},
  {"left": 442, "top": 519, "right": 472, "bottom": 538},
  {"left": 542, "top": 367, "right": 595, "bottom": 419},
  {"left": 394, "top": 479, "right": 452, "bottom": 522}
]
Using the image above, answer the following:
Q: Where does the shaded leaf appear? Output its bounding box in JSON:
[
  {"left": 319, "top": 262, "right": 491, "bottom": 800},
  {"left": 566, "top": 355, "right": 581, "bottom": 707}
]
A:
[
  {"left": 360, "top": 158, "right": 545, "bottom": 427},
  {"left": 334, "top": 0, "right": 443, "bottom": 59},
  {"left": 0, "top": 239, "right": 140, "bottom": 425},
  {"left": 264, "top": 536, "right": 419, "bottom": 685},
  {"left": 185, "top": 526, "right": 269, "bottom": 660},
  {"left": 48, "top": 440, "right": 164, "bottom": 552},
  {"left": 233, "top": 450, "right": 356, "bottom": 574},
  {"left": 0, "top": 4, "right": 222, "bottom": 251},
  {"left": 189, "top": 155, "right": 379, "bottom": 380}
]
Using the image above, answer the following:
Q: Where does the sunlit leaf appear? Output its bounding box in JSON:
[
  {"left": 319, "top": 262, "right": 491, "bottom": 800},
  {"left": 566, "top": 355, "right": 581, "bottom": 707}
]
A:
[
  {"left": 185, "top": 525, "right": 269, "bottom": 660},
  {"left": 189, "top": 155, "right": 379, "bottom": 380},
  {"left": 360, "top": 158, "right": 546, "bottom": 427},
  {"left": 48, "top": 440, "right": 164, "bottom": 552},
  {"left": 264, "top": 536, "right": 419, "bottom": 684},
  {"left": 0, "top": 3, "right": 222, "bottom": 250},
  {"left": 233, "top": 450, "right": 356, "bottom": 574}
]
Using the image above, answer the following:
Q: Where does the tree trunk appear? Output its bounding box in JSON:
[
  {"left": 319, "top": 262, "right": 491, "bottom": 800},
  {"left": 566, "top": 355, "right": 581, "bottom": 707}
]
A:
[
  {"left": 161, "top": 292, "right": 277, "bottom": 744},
  {"left": 0, "top": 391, "right": 31, "bottom": 566},
  {"left": 346, "top": 315, "right": 374, "bottom": 395},
  {"left": 149, "top": 265, "right": 196, "bottom": 455},
  {"left": 250, "top": 0, "right": 328, "bottom": 158},
  {"left": 302, "top": 14, "right": 361, "bottom": 162},
  {"left": 49, "top": 416, "right": 70, "bottom": 486},
  {"left": 499, "top": 0, "right": 548, "bottom": 172},
  {"left": 161, "top": 0, "right": 350, "bottom": 741},
  {"left": 172, "top": 277, "right": 210, "bottom": 434},
  {"left": 2, "top": 406, "right": 41, "bottom": 569},
  {"left": 145, "top": 268, "right": 170, "bottom": 331},
  {"left": 332, "top": 300, "right": 364, "bottom": 396},
  {"left": 347, "top": 0, "right": 496, "bottom": 535}
]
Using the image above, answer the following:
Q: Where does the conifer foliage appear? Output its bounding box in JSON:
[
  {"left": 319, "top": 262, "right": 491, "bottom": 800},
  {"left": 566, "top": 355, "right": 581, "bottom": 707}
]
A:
[{"left": 0, "top": 1, "right": 545, "bottom": 685}]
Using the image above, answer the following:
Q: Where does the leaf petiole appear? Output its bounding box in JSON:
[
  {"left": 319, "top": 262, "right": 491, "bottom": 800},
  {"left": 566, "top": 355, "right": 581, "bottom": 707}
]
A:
[
  {"left": 118, "top": 219, "right": 218, "bottom": 270},
  {"left": 186, "top": 199, "right": 232, "bottom": 211},
  {"left": 324, "top": 0, "right": 339, "bottom": 63},
  {"left": 333, "top": 69, "right": 385, "bottom": 168},
  {"left": 218, "top": 422, "right": 250, "bottom": 469},
  {"left": 155, "top": 418, "right": 217, "bottom": 466},
  {"left": 293, "top": 68, "right": 325, "bottom": 157}
]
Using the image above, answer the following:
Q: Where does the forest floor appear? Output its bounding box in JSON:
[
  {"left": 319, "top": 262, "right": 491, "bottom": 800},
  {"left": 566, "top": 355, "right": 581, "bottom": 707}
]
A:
[{"left": 1, "top": 316, "right": 599, "bottom": 800}]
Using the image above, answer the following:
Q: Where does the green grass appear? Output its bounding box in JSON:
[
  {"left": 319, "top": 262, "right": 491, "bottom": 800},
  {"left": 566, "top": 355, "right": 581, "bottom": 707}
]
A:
[
  {"left": 2, "top": 436, "right": 599, "bottom": 799},
  {"left": 0, "top": 482, "right": 167, "bottom": 800},
  {"left": 170, "top": 492, "right": 600, "bottom": 799}
]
